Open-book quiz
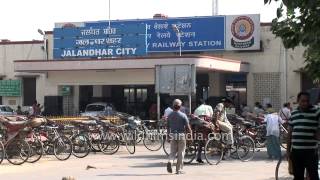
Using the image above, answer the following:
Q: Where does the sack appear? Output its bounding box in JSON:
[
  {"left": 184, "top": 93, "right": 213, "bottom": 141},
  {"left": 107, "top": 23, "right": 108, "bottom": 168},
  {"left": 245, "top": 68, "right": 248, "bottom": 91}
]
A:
[{"left": 30, "top": 117, "right": 47, "bottom": 127}]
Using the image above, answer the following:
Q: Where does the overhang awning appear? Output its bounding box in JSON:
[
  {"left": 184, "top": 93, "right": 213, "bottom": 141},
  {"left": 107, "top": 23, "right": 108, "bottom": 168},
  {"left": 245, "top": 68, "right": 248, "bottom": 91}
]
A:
[
  {"left": 0, "top": 74, "right": 5, "bottom": 78},
  {"left": 14, "top": 56, "right": 249, "bottom": 73},
  {"left": 14, "top": 72, "right": 42, "bottom": 77}
]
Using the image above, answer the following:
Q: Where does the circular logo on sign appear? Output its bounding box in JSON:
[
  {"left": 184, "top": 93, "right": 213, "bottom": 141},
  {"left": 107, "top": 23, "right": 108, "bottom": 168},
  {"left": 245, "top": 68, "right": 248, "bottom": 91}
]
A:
[{"left": 231, "top": 16, "right": 254, "bottom": 40}]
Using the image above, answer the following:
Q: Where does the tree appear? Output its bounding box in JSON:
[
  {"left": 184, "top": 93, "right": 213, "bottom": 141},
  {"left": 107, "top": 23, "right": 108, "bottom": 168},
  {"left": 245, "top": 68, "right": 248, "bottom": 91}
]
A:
[{"left": 265, "top": 0, "right": 320, "bottom": 83}]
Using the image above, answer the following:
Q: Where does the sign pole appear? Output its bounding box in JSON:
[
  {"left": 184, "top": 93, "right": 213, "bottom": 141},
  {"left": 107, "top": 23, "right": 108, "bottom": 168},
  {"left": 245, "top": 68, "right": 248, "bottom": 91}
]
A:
[
  {"left": 188, "top": 92, "right": 191, "bottom": 115},
  {"left": 157, "top": 92, "right": 160, "bottom": 125},
  {"left": 108, "top": 0, "right": 111, "bottom": 27}
]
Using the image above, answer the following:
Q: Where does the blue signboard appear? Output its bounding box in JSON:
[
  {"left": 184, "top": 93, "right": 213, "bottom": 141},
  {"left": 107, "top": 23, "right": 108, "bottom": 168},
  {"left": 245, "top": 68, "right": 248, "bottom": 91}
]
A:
[
  {"left": 53, "top": 16, "right": 225, "bottom": 59},
  {"left": 53, "top": 23, "right": 147, "bottom": 59},
  {"left": 143, "top": 16, "right": 225, "bottom": 52}
]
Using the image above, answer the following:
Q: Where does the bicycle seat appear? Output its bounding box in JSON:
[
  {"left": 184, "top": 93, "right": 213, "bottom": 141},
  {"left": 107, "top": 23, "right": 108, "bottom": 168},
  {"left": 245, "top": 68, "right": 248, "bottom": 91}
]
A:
[
  {"left": 147, "top": 120, "right": 157, "bottom": 123},
  {"left": 242, "top": 121, "right": 254, "bottom": 127}
]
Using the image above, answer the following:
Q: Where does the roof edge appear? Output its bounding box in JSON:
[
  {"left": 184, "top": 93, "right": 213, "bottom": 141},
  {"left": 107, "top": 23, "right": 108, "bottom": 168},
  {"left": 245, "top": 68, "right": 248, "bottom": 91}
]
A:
[
  {"left": 14, "top": 55, "right": 248, "bottom": 64},
  {"left": 0, "top": 40, "right": 43, "bottom": 45}
]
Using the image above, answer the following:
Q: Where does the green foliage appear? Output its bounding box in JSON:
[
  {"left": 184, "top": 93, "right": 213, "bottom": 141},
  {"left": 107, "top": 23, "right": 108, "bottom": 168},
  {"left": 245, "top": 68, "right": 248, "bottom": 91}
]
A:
[{"left": 265, "top": 0, "right": 320, "bottom": 82}]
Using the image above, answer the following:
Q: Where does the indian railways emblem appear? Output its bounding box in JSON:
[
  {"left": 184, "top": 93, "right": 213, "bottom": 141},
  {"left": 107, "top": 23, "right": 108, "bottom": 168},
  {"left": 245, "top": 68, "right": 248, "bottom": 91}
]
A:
[{"left": 231, "top": 16, "right": 255, "bottom": 48}]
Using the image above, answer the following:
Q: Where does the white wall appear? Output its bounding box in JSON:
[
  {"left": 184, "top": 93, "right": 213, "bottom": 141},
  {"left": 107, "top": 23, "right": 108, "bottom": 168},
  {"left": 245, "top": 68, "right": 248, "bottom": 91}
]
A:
[
  {"left": 41, "top": 69, "right": 154, "bottom": 97},
  {"left": 204, "top": 25, "right": 304, "bottom": 108},
  {"left": 0, "top": 42, "right": 45, "bottom": 107}
]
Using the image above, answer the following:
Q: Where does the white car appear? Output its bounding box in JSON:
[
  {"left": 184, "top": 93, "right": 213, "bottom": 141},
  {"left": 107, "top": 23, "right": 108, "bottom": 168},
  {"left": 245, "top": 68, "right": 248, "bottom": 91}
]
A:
[
  {"left": 80, "top": 102, "right": 115, "bottom": 117},
  {"left": 0, "top": 105, "right": 16, "bottom": 116}
]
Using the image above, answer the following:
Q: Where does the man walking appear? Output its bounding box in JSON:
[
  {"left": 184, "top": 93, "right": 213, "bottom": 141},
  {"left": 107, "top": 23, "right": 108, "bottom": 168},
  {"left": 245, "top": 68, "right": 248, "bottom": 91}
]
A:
[
  {"left": 166, "top": 99, "right": 192, "bottom": 174},
  {"left": 287, "top": 92, "right": 319, "bottom": 180},
  {"left": 279, "top": 102, "right": 291, "bottom": 123},
  {"left": 264, "top": 109, "right": 284, "bottom": 160}
]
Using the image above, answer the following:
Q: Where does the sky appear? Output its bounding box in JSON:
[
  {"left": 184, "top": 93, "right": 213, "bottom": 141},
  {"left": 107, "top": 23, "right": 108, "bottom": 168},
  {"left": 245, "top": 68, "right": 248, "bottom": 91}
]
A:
[{"left": 0, "top": 0, "right": 281, "bottom": 41}]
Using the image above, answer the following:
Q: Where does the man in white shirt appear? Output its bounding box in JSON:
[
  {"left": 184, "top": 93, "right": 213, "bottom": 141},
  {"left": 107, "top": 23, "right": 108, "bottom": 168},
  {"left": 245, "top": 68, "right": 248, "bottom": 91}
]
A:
[
  {"left": 194, "top": 99, "right": 213, "bottom": 117},
  {"left": 264, "top": 111, "right": 284, "bottom": 159},
  {"left": 193, "top": 99, "right": 213, "bottom": 163},
  {"left": 279, "top": 102, "right": 291, "bottom": 123}
]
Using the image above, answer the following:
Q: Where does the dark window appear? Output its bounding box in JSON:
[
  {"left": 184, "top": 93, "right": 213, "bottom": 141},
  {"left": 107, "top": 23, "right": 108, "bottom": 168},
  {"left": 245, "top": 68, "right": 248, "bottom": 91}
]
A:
[{"left": 23, "top": 78, "right": 36, "bottom": 106}]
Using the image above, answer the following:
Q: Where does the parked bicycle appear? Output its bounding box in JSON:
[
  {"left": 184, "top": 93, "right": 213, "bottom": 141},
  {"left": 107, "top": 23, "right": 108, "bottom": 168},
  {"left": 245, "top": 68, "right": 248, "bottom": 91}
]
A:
[
  {"left": 0, "top": 116, "right": 31, "bottom": 165},
  {"left": 204, "top": 122, "right": 255, "bottom": 165},
  {"left": 36, "top": 122, "right": 73, "bottom": 161}
]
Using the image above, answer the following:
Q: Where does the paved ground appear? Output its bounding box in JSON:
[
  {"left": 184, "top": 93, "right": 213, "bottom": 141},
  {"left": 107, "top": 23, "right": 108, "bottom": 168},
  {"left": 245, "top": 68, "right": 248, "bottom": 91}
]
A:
[{"left": 0, "top": 146, "right": 293, "bottom": 180}]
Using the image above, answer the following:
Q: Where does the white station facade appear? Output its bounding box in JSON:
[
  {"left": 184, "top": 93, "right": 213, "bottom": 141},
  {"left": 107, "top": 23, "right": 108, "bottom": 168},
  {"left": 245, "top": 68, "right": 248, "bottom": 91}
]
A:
[{"left": 0, "top": 14, "right": 313, "bottom": 118}]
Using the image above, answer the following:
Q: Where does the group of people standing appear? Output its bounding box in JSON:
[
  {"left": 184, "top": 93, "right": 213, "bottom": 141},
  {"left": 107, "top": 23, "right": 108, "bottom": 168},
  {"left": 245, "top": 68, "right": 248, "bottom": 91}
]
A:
[
  {"left": 164, "top": 92, "right": 319, "bottom": 180},
  {"left": 164, "top": 97, "right": 234, "bottom": 174},
  {"left": 16, "top": 100, "right": 43, "bottom": 116}
]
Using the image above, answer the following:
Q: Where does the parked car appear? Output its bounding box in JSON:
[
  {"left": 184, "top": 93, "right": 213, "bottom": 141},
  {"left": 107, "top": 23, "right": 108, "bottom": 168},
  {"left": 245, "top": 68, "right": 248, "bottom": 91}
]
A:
[
  {"left": 80, "top": 102, "right": 115, "bottom": 117},
  {"left": 0, "top": 105, "right": 16, "bottom": 116}
]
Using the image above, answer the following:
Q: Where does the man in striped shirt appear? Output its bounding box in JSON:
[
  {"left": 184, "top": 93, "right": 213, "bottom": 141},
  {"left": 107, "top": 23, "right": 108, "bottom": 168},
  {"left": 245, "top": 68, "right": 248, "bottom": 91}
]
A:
[{"left": 287, "top": 92, "right": 319, "bottom": 180}]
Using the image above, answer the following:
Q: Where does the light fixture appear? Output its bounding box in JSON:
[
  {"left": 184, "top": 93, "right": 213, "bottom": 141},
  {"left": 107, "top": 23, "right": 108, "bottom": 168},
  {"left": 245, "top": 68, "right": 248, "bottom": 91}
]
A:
[{"left": 38, "top": 29, "right": 44, "bottom": 35}]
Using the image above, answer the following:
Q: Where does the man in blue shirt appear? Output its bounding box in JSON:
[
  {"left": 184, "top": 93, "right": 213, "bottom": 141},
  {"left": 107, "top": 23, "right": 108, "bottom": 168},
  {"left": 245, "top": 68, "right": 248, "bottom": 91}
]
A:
[{"left": 166, "top": 99, "right": 192, "bottom": 174}]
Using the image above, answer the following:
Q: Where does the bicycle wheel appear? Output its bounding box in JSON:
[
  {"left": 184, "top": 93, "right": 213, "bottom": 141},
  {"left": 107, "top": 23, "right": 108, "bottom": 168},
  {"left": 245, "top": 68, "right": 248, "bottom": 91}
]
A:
[
  {"left": 125, "top": 129, "right": 136, "bottom": 154},
  {"left": 71, "top": 134, "right": 90, "bottom": 158},
  {"left": 99, "top": 132, "right": 120, "bottom": 155},
  {"left": 162, "top": 136, "right": 170, "bottom": 156},
  {"left": 0, "top": 141, "right": 4, "bottom": 164},
  {"left": 279, "top": 131, "right": 287, "bottom": 149},
  {"left": 204, "top": 139, "right": 223, "bottom": 165},
  {"left": 255, "top": 128, "right": 266, "bottom": 148},
  {"left": 26, "top": 137, "right": 43, "bottom": 163},
  {"left": 53, "top": 135, "right": 73, "bottom": 161},
  {"left": 143, "top": 131, "right": 163, "bottom": 151},
  {"left": 236, "top": 135, "right": 255, "bottom": 162},
  {"left": 255, "top": 137, "right": 266, "bottom": 148},
  {"left": 275, "top": 155, "right": 293, "bottom": 180},
  {"left": 135, "top": 126, "right": 145, "bottom": 144},
  {"left": 89, "top": 132, "right": 102, "bottom": 152},
  {"left": 184, "top": 141, "right": 197, "bottom": 164},
  {"left": 6, "top": 139, "right": 31, "bottom": 165},
  {"left": 229, "top": 146, "right": 239, "bottom": 159}
]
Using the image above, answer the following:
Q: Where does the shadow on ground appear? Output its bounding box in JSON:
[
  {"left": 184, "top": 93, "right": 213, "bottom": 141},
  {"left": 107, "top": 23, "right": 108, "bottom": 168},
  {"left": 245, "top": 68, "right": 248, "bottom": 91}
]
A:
[
  {"left": 120, "top": 154, "right": 167, "bottom": 160},
  {"left": 97, "top": 173, "right": 170, "bottom": 177}
]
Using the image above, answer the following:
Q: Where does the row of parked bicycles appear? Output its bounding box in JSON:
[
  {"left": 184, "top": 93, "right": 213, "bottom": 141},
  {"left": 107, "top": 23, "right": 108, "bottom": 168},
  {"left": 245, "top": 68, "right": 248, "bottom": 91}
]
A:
[
  {"left": 0, "top": 112, "right": 279, "bottom": 166},
  {"left": 0, "top": 112, "right": 167, "bottom": 165}
]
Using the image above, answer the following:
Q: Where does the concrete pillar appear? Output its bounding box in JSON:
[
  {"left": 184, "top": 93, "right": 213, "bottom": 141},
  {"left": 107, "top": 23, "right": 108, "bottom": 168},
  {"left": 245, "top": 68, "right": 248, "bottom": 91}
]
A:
[
  {"left": 92, "top": 85, "right": 103, "bottom": 97},
  {"left": 246, "top": 73, "right": 254, "bottom": 108},
  {"left": 73, "top": 85, "right": 79, "bottom": 114},
  {"left": 36, "top": 74, "right": 46, "bottom": 106},
  {"left": 208, "top": 72, "right": 226, "bottom": 97}
]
